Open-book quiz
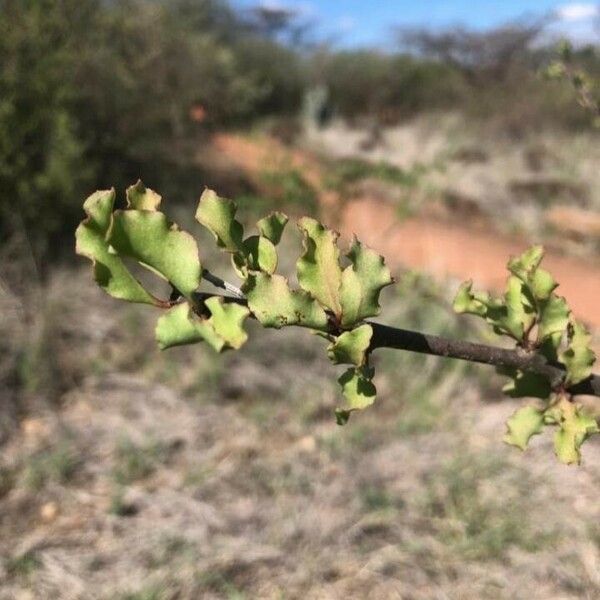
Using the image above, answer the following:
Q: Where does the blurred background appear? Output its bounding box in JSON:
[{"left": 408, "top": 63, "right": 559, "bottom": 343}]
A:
[{"left": 1, "top": 1, "right": 600, "bottom": 598}]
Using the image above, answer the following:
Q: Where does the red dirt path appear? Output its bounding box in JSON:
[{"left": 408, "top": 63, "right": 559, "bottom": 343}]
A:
[{"left": 213, "top": 133, "right": 600, "bottom": 329}]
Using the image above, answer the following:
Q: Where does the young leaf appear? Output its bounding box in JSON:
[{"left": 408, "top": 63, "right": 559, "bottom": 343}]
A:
[
  {"left": 243, "top": 273, "right": 328, "bottom": 330},
  {"left": 553, "top": 401, "right": 599, "bottom": 465},
  {"left": 75, "top": 189, "right": 159, "bottom": 306},
  {"left": 126, "top": 180, "right": 162, "bottom": 211},
  {"left": 537, "top": 295, "right": 570, "bottom": 342},
  {"left": 503, "top": 405, "right": 545, "bottom": 450},
  {"left": 195, "top": 189, "right": 244, "bottom": 253},
  {"left": 335, "top": 366, "right": 376, "bottom": 425},
  {"left": 108, "top": 210, "right": 202, "bottom": 298},
  {"left": 296, "top": 217, "right": 342, "bottom": 315},
  {"left": 339, "top": 238, "right": 393, "bottom": 328},
  {"left": 155, "top": 300, "right": 249, "bottom": 352},
  {"left": 508, "top": 245, "right": 557, "bottom": 301},
  {"left": 560, "top": 321, "right": 596, "bottom": 385},
  {"left": 453, "top": 281, "right": 489, "bottom": 317},
  {"left": 327, "top": 324, "right": 373, "bottom": 366},
  {"left": 242, "top": 235, "right": 278, "bottom": 274},
  {"left": 155, "top": 302, "right": 224, "bottom": 351},
  {"left": 257, "top": 212, "right": 289, "bottom": 245},
  {"left": 203, "top": 297, "right": 249, "bottom": 350}
]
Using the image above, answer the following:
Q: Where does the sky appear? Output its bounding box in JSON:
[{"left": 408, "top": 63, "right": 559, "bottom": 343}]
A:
[{"left": 233, "top": 1, "right": 600, "bottom": 47}]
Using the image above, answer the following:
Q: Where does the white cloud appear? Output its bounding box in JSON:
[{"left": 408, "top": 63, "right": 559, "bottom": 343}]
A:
[{"left": 555, "top": 3, "right": 599, "bottom": 22}]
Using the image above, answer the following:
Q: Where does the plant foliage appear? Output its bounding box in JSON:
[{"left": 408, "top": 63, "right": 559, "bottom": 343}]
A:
[{"left": 77, "top": 182, "right": 598, "bottom": 465}]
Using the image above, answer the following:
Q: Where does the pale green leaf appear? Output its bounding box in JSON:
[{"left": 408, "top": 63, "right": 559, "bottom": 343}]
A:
[
  {"left": 503, "top": 405, "right": 545, "bottom": 450},
  {"left": 538, "top": 295, "right": 570, "bottom": 342},
  {"left": 507, "top": 245, "right": 544, "bottom": 280},
  {"left": 155, "top": 300, "right": 249, "bottom": 352},
  {"left": 554, "top": 401, "right": 599, "bottom": 465},
  {"left": 204, "top": 297, "right": 249, "bottom": 350},
  {"left": 75, "top": 190, "right": 159, "bottom": 306},
  {"left": 335, "top": 366, "right": 376, "bottom": 425},
  {"left": 155, "top": 302, "right": 224, "bottom": 351},
  {"left": 327, "top": 324, "right": 373, "bottom": 366},
  {"left": 560, "top": 321, "right": 596, "bottom": 385},
  {"left": 126, "top": 180, "right": 162, "bottom": 211},
  {"left": 339, "top": 238, "right": 393, "bottom": 328},
  {"left": 453, "top": 281, "right": 489, "bottom": 316},
  {"left": 508, "top": 245, "right": 557, "bottom": 301},
  {"left": 108, "top": 210, "right": 202, "bottom": 298},
  {"left": 242, "top": 235, "right": 278, "bottom": 274},
  {"left": 195, "top": 189, "right": 244, "bottom": 253},
  {"left": 243, "top": 273, "right": 328, "bottom": 330},
  {"left": 257, "top": 212, "right": 289, "bottom": 245},
  {"left": 296, "top": 217, "right": 342, "bottom": 315}
]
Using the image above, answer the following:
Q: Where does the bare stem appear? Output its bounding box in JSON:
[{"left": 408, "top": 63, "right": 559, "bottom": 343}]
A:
[
  {"left": 202, "top": 269, "right": 244, "bottom": 299},
  {"left": 192, "top": 291, "right": 600, "bottom": 399}
]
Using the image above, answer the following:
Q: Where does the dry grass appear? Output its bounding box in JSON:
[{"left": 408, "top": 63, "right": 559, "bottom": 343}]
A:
[
  {"left": 1, "top": 118, "right": 600, "bottom": 599},
  {"left": 1, "top": 256, "right": 599, "bottom": 599}
]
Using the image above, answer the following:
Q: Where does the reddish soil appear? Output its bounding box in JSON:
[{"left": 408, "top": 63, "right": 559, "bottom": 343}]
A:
[{"left": 213, "top": 133, "right": 600, "bottom": 329}]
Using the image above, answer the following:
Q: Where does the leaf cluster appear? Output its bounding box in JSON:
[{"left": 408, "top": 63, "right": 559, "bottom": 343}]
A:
[
  {"left": 76, "top": 182, "right": 393, "bottom": 421},
  {"left": 453, "top": 246, "right": 597, "bottom": 463}
]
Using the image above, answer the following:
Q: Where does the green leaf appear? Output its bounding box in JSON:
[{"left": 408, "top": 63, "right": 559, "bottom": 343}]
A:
[
  {"left": 195, "top": 189, "right": 244, "bottom": 253},
  {"left": 327, "top": 324, "right": 373, "bottom": 366},
  {"left": 508, "top": 245, "right": 557, "bottom": 301},
  {"left": 204, "top": 297, "right": 249, "bottom": 350},
  {"left": 242, "top": 235, "right": 278, "bottom": 274},
  {"left": 339, "top": 238, "right": 393, "bottom": 328},
  {"left": 108, "top": 210, "right": 202, "bottom": 298},
  {"left": 335, "top": 366, "right": 376, "bottom": 425},
  {"left": 75, "top": 190, "right": 159, "bottom": 306},
  {"left": 155, "top": 302, "right": 223, "bottom": 351},
  {"left": 500, "top": 369, "right": 552, "bottom": 399},
  {"left": 553, "top": 401, "right": 599, "bottom": 465},
  {"left": 155, "top": 299, "right": 249, "bottom": 352},
  {"left": 560, "top": 321, "right": 596, "bottom": 385},
  {"left": 296, "top": 217, "right": 342, "bottom": 315},
  {"left": 257, "top": 212, "right": 289, "bottom": 245},
  {"left": 453, "top": 281, "right": 489, "bottom": 316},
  {"left": 503, "top": 406, "right": 545, "bottom": 450},
  {"left": 537, "top": 295, "right": 570, "bottom": 342},
  {"left": 499, "top": 275, "right": 534, "bottom": 340},
  {"left": 243, "top": 273, "right": 328, "bottom": 330},
  {"left": 126, "top": 180, "right": 162, "bottom": 211}
]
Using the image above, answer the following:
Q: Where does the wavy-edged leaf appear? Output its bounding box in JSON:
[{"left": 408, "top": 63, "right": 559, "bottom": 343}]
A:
[
  {"left": 554, "top": 401, "right": 599, "bottom": 465},
  {"left": 156, "top": 300, "right": 249, "bottom": 352},
  {"left": 339, "top": 238, "right": 393, "bottom": 328},
  {"left": 242, "top": 235, "right": 277, "bottom": 274},
  {"left": 108, "top": 210, "right": 202, "bottom": 298},
  {"left": 257, "top": 212, "right": 288, "bottom": 245},
  {"left": 538, "top": 295, "right": 570, "bottom": 342},
  {"left": 296, "top": 217, "right": 342, "bottom": 315},
  {"left": 126, "top": 180, "right": 162, "bottom": 211},
  {"left": 156, "top": 302, "right": 220, "bottom": 350},
  {"left": 195, "top": 189, "right": 244, "bottom": 253},
  {"left": 453, "top": 280, "right": 490, "bottom": 317},
  {"left": 204, "top": 297, "right": 249, "bottom": 350},
  {"left": 328, "top": 324, "right": 373, "bottom": 366},
  {"left": 75, "top": 189, "right": 159, "bottom": 306},
  {"left": 560, "top": 321, "right": 596, "bottom": 385},
  {"left": 508, "top": 245, "right": 557, "bottom": 301},
  {"left": 335, "top": 366, "right": 376, "bottom": 425},
  {"left": 498, "top": 275, "right": 535, "bottom": 340},
  {"left": 503, "top": 405, "right": 545, "bottom": 450},
  {"left": 243, "top": 273, "right": 328, "bottom": 330}
]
